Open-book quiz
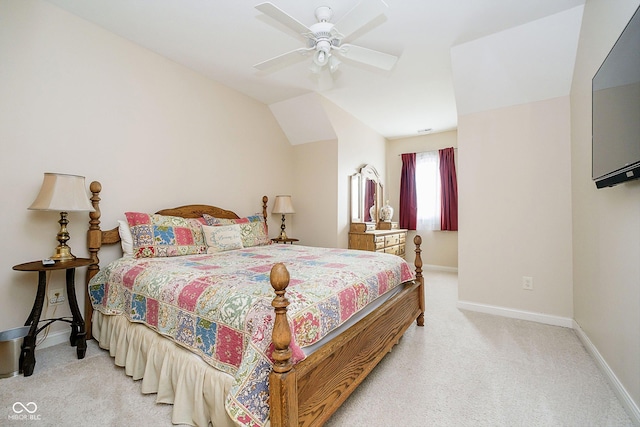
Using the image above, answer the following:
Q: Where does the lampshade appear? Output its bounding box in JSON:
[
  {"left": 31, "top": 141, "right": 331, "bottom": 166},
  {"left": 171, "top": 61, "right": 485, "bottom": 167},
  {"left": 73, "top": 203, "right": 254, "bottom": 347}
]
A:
[
  {"left": 29, "top": 173, "right": 94, "bottom": 212},
  {"left": 272, "top": 195, "right": 295, "bottom": 215},
  {"left": 28, "top": 173, "right": 94, "bottom": 262}
]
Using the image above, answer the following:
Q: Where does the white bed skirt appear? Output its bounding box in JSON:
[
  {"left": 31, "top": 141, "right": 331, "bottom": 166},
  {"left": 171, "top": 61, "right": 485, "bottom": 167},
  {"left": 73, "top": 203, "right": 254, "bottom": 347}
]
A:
[{"left": 92, "top": 311, "right": 236, "bottom": 427}]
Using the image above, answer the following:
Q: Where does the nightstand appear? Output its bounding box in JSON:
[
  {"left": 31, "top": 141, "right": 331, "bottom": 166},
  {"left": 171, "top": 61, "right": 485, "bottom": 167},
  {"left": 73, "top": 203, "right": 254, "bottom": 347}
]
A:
[
  {"left": 12, "top": 258, "right": 92, "bottom": 376},
  {"left": 271, "top": 238, "right": 299, "bottom": 244}
]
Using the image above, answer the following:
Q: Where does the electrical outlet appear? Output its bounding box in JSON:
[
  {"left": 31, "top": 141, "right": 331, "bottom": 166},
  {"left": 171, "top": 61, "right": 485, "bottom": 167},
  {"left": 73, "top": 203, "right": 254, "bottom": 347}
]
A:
[
  {"left": 48, "top": 288, "right": 65, "bottom": 305},
  {"left": 522, "top": 276, "right": 534, "bottom": 291}
]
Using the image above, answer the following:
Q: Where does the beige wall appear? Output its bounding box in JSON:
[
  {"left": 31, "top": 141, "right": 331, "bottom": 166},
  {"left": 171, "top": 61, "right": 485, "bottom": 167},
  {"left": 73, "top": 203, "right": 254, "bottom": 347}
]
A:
[
  {"left": 386, "top": 132, "right": 459, "bottom": 269},
  {"left": 321, "top": 98, "right": 387, "bottom": 249},
  {"left": 0, "top": 0, "right": 293, "bottom": 333},
  {"left": 571, "top": 0, "right": 640, "bottom": 410},
  {"left": 287, "top": 98, "right": 386, "bottom": 250},
  {"left": 292, "top": 139, "right": 338, "bottom": 248},
  {"left": 457, "top": 96, "right": 573, "bottom": 318}
]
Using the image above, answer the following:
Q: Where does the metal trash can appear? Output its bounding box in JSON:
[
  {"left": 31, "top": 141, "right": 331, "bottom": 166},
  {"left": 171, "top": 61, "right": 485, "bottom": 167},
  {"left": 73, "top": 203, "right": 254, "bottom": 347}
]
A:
[{"left": 0, "top": 326, "right": 29, "bottom": 378}]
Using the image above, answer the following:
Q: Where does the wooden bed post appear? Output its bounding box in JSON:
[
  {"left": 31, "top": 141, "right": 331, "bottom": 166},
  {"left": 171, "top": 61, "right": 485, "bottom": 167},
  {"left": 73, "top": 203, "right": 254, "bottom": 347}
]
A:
[
  {"left": 85, "top": 181, "right": 104, "bottom": 340},
  {"left": 269, "top": 263, "right": 298, "bottom": 427},
  {"left": 414, "top": 235, "right": 425, "bottom": 326},
  {"left": 262, "top": 196, "right": 268, "bottom": 230}
]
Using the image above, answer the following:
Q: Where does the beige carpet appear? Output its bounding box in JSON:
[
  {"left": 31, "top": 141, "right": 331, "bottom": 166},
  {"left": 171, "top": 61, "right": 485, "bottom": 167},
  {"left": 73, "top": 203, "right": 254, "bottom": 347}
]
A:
[
  {"left": 0, "top": 270, "right": 633, "bottom": 426},
  {"left": 327, "top": 271, "right": 632, "bottom": 426}
]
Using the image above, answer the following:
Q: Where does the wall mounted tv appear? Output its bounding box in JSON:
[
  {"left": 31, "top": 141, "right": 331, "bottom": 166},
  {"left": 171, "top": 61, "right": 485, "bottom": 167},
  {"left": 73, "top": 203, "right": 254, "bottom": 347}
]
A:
[{"left": 592, "top": 4, "right": 640, "bottom": 189}]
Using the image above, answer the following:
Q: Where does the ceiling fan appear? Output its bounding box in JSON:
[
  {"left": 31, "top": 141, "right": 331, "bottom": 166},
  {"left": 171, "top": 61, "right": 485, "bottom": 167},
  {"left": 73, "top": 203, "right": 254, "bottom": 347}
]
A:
[{"left": 253, "top": 0, "right": 399, "bottom": 75}]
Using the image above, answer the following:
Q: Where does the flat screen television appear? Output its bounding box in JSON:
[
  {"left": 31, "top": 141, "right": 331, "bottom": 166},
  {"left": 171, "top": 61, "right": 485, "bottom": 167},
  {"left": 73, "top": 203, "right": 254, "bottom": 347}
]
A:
[{"left": 592, "top": 4, "right": 640, "bottom": 189}]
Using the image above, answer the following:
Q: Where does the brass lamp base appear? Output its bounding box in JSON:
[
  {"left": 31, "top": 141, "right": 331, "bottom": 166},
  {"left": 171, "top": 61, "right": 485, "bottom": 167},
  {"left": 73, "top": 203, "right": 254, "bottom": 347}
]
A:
[
  {"left": 279, "top": 214, "right": 288, "bottom": 240},
  {"left": 50, "top": 211, "right": 76, "bottom": 263},
  {"left": 50, "top": 245, "right": 76, "bottom": 262}
]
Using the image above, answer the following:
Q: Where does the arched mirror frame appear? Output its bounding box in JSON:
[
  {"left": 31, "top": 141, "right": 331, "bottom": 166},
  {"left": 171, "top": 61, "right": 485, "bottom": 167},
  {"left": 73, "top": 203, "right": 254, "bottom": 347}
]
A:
[{"left": 350, "top": 164, "right": 383, "bottom": 225}]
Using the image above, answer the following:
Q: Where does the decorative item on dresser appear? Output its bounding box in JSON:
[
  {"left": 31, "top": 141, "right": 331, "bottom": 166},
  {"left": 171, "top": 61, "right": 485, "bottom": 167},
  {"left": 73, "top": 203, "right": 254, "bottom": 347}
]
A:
[{"left": 379, "top": 200, "right": 394, "bottom": 222}]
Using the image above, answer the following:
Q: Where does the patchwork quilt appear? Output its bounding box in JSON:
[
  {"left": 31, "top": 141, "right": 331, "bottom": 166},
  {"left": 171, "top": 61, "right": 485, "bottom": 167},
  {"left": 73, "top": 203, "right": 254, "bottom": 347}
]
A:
[{"left": 88, "top": 244, "right": 415, "bottom": 426}]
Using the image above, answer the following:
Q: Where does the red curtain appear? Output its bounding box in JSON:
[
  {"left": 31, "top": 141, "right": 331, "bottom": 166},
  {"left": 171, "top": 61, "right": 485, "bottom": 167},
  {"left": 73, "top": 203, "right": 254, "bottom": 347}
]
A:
[
  {"left": 399, "top": 153, "right": 417, "bottom": 230},
  {"left": 439, "top": 147, "right": 458, "bottom": 231}
]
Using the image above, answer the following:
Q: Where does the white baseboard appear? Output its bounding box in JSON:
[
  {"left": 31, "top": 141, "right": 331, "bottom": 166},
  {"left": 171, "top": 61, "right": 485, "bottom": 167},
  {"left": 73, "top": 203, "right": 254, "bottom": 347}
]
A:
[
  {"left": 35, "top": 327, "right": 71, "bottom": 351},
  {"left": 425, "top": 264, "right": 458, "bottom": 273},
  {"left": 456, "top": 300, "right": 574, "bottom": 328},
  {"left": 573, "top": 321, "right": 640, "bottom": 425}
]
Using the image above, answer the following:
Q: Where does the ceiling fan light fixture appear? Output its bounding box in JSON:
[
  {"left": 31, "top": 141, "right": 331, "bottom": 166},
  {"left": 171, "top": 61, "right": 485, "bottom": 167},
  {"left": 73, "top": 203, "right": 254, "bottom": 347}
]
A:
[
  {"left": 314, "top": 50, "right": 328, "bottom": 66},
  {"left": 309, "top": 62, "right": 322, "bottom": 74},
  {"left": 313, "top": 40, "right": 331, "bottom": 66},
  {"left": 329, "top": 55, "right": 341, "bottom": 73}
]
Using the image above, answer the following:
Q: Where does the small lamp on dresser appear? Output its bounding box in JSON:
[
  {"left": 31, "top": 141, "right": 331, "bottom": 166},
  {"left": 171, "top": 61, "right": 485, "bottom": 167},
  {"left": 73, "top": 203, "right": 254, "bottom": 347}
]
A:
[
  {"left": 272, "top": 195, "right": 295, "bottom": 240},
  {"left": 28, "top": 173, "right": 95, "bottom": 262}
]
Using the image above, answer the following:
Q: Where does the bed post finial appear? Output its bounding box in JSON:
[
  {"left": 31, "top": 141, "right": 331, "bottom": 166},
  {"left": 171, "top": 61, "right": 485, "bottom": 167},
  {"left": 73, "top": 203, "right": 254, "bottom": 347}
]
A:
[
  {"left": 269, "top": 262, "right": 298, "bottom": 426},
  {"left": 262, "top": 195, "right": 268, "bottom": 231},
  {"left": 414, "top": 235, "right": 425, "bottom": 326}
]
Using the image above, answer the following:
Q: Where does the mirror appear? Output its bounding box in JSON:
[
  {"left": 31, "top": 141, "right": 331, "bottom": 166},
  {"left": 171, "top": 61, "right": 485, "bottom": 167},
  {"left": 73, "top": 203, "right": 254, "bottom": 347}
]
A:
[
  {"left": 350, "top": 164, "right": 383, "bottom": 225},
  {"left": 350, "top": 174, "right": 362, "bottom": 221}
]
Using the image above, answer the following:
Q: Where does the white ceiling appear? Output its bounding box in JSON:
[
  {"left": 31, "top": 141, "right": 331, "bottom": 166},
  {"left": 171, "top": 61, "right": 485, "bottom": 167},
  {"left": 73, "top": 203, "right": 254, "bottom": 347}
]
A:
[{"left": 45, "top": 0, "right": 586, "bottom": 140}]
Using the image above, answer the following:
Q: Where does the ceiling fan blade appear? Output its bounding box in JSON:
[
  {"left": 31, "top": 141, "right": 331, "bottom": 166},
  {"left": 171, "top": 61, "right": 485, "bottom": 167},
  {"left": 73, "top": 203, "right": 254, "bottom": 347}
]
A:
[
  {"left": 337, "top": 44, "right": 398, "bottom": 71},
  {"left": 333, "top": 0, "right": 387, "bottom": 40},
  {"left": 255, "top": 2, "right": 311, "bottom": 36},
  {"left": 254, "top": 47, "right": 313, "bottom": 71}
]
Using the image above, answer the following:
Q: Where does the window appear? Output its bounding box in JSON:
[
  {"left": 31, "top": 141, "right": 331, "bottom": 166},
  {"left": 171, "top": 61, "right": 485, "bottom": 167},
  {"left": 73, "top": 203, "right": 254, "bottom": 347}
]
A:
[
  {"left": 416, "top": 151, "right": 441, "bottom": 230},
  {"left": 400, "top": 148, "right": 458, "bottom": 231}
]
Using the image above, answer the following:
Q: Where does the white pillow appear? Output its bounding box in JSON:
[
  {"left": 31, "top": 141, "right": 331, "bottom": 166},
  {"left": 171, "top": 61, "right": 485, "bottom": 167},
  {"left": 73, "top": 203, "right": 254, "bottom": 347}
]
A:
[
  {"left": 202, "top": 224, "right": 244, "bottom": 253},
  {"left": 118, "top": 220, "right": 134, "bottom": 257}
]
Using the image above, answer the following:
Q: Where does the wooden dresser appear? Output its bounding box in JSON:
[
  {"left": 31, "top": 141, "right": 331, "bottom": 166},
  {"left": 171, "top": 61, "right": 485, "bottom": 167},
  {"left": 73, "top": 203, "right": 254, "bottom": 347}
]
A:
[{"left": 348, "top": 222, "right": 408, "bottom": 258}]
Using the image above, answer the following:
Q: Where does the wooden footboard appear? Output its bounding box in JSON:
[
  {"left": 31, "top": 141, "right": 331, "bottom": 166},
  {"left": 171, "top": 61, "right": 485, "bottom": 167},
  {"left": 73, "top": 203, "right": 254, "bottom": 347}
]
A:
[{"left": 269, "top": 236, "right": 424, "bottom": 427}]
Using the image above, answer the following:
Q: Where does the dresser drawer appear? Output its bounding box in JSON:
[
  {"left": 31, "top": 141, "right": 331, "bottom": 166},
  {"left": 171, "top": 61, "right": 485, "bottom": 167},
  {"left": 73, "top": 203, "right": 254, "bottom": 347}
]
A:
[
  {"left": 374, "top": 236, "right": 385, "bottom": 250},
  {"left": 384, "top": 234, "right": 400, "bottom": 247},
  {"left": 386, "top": 244, "right": 406, "bottom": 258},
  {"left": 384, "top": 244, "right": 404, "bottom": 256}
]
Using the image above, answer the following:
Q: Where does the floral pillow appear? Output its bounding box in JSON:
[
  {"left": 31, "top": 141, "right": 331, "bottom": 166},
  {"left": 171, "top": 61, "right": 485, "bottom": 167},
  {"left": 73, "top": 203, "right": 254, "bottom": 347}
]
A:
[
  {"left": 202, "top": 224, "right": 244, "bottom": 253},
  {"left": 125, "top": 212, "right": 207, "bottom": 258},
  {"left": 203, "top": 214, "right": 270, "bottom": 248}
]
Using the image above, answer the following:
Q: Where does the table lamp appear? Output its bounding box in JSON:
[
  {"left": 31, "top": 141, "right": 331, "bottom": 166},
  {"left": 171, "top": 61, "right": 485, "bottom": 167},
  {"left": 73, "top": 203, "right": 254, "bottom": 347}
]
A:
[
  {"left": 28, "top": 173, "right": 95, "bottom": 262},
  {"left": 272, "top": 195, "right": 295, "bottom": 240}
]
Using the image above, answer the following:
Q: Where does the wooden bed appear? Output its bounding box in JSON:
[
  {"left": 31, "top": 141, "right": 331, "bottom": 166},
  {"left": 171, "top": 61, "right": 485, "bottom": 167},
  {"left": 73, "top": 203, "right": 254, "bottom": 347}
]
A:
[{"left": 84, "top": 181, "right": 425, "bottom": 427}]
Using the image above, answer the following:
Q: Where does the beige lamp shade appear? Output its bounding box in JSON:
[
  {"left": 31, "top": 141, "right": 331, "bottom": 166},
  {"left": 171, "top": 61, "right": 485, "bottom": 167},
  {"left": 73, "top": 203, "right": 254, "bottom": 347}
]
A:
[
  {"left": 272, "top": 195, "right": 295, "bottom": 214},
  {"left": 29, "top": 173, "right": 94, "bottom": 212},
  {"left": 28, "top": 173, "right": 94, "bottom": 262}
]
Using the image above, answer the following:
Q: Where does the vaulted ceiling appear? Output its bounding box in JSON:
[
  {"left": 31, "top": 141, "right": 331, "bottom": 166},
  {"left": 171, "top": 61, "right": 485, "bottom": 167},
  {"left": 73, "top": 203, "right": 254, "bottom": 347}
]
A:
[{"left": 45, "top": 0, "right": 586, "bottom": 140}]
